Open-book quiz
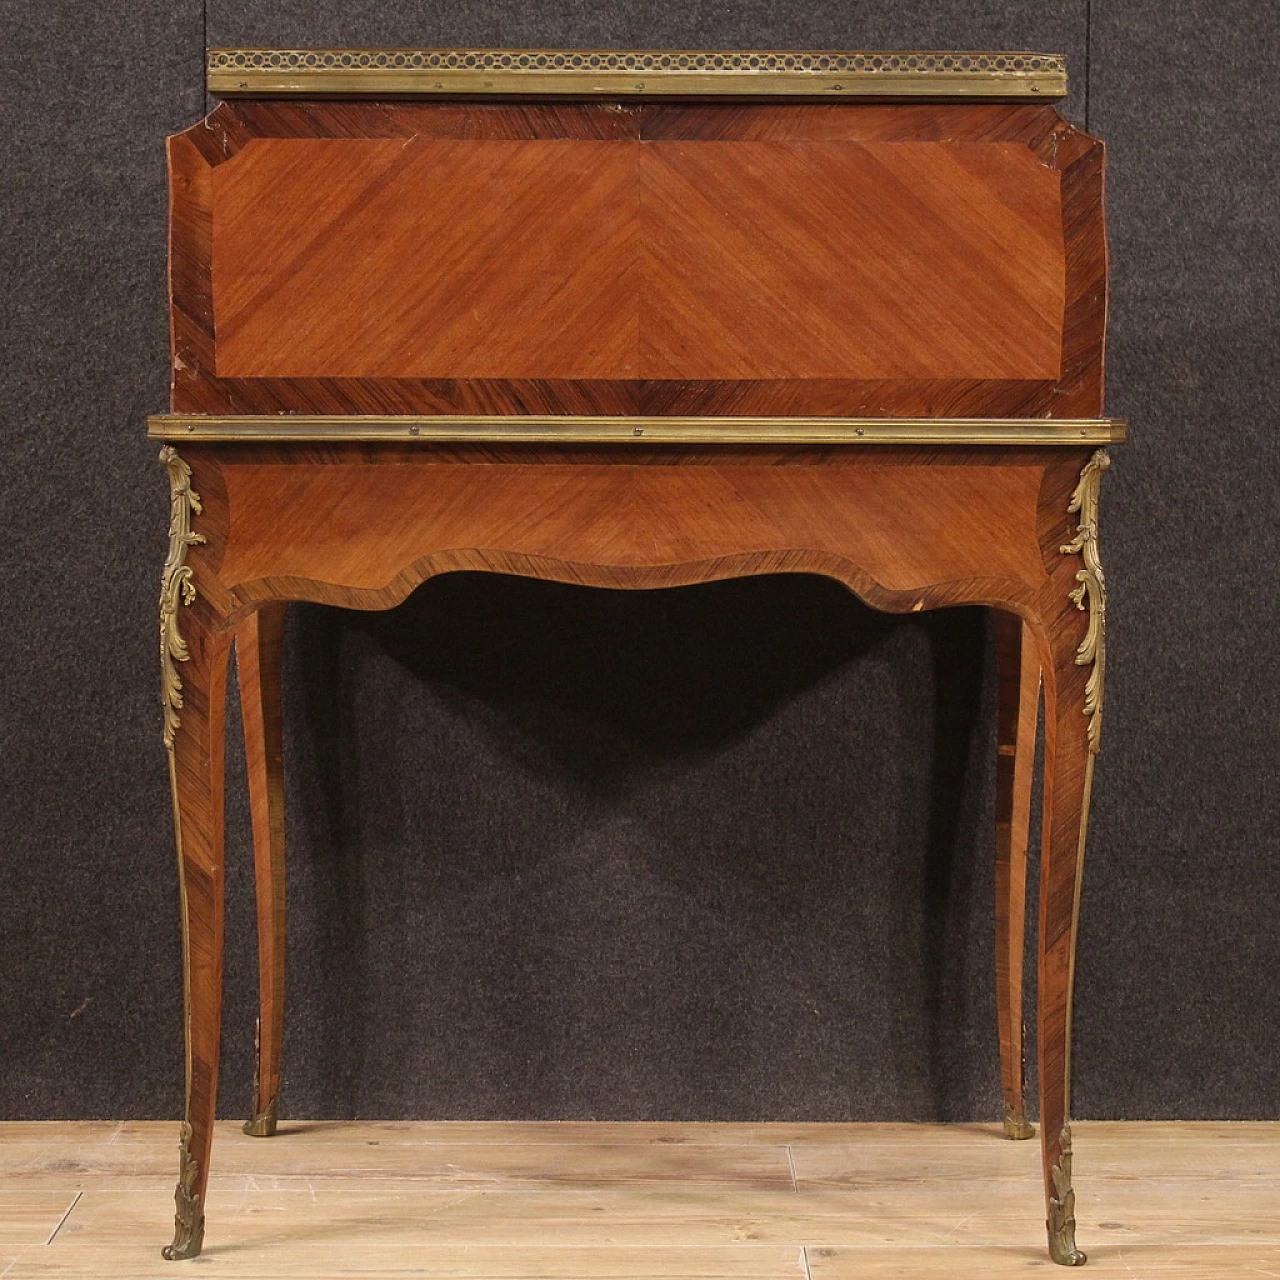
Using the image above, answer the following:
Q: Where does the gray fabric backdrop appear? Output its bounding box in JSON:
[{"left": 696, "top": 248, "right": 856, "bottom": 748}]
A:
[{"left": 1, "top": 1, "right": 1276, "bottom": 1123}]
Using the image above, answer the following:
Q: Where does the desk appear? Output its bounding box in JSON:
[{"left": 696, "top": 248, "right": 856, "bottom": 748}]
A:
[{"left": 150, "top": 48, "right": 1122, "bottom": 1265}]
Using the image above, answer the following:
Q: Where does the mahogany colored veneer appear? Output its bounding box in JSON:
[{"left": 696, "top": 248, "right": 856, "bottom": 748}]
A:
[
  {"left": 170, "top": 96, "right": 1105, "bottom": 418},
  {"left": 152, "top": 48, "right": 1121, "bottom": 1268}
]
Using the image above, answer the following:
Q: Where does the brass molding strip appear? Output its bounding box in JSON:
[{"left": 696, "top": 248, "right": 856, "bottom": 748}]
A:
[
  {"left": 207, "top": 48, "right": 1067, "bottom": 99},
  {"left": 1046, "top": 1125, "right": 1086, "bottom": 1266},
  {"left": 149, "top": 416, "right": 1124, "bottom": 446},
  {"left": 1060, "top": 449, "right": 1109, "bottom": 754},
  {"left": 160, "top": 1121, "right": 204, "bottom": 1261},
  {"left": 158, "top": 446, "right": 205, "bottom": 753}
]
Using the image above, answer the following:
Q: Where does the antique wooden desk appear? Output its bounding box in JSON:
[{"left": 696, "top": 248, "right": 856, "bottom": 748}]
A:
[{"left": 150, "top": 48, "right": 1122, "bottom": 1265}]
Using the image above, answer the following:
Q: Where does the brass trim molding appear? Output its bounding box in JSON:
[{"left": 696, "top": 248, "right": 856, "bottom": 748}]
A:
[
  {"left": 160, "top": 1121, "right": 204, "bottom": 1260},
  {"left": 149, "top": 416, "right": 1125, "bottom": 447},
  {"left": 159, "top": 447, "right": 205, "bottom": 753},
  {"left": 1060, "top": 450, "right": 1109, "bottom": 754},
  {"left": 1046, "top": 1125, "right": 1086, "bottom": 1266},
  {"left": 207, "top": 48, "right": 1067, "bottom": 98}
]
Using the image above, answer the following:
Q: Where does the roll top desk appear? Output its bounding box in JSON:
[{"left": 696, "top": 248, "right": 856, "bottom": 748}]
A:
[{"left": 152, "top": 47, "right": 1122, "bottom": 1265}]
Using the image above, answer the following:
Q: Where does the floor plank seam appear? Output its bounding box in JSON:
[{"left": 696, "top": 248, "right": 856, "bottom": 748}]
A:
[
  {"left": 786, "top": 1144, "right": 798, "bottom": 1193},
  {"left": 44, "top": 1191, "right": 82, "bottom": 1245}
]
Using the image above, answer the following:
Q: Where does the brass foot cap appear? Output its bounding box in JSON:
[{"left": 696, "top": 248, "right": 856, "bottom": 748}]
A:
[
  {"left": 161, "top": 1221, "right": 204, "bottom": 1260},
  {"left": 1002, "top": 1110, "right": 1036, "bottom": 1140},
  {"left": 1049, "top": 1231, "right": 1087, "bottom": 1267},
  {"left": 242, "top": 1098, "right": 279, "bottom": 1137}
]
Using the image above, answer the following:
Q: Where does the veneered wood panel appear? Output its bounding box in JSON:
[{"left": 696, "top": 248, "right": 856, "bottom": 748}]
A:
[
  {"left": 214, "top": 139, "right": 641, "bottom": 380},
  {"left": 216, "top": 460, "right": 1049, "bottom": 599},
  {"left": 171, "top": 98, "right": 1105, "bottom": 416},
  {"left": 641, "top": 140, "right": 1062, "bottom": 380},
  {"left": 211, "top": 137, "right": 1062, "bottom": 383}
]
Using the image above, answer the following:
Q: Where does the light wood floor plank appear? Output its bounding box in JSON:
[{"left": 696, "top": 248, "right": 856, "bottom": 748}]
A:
[
  {"left": 0, "top": 1123, "right": 122, "bottom": 1148},
  {"left": 0, "top": 1121, "right": 1274, "bottom": 1278},
  {"left": 10, "top": 1244, "right": 1280, "bottom": 1280},
  {"left": 806, "top": 1244, "right": 1280, "bottom": 1279},
  {"left": 2, "top": 1127, "right": 792, "bottom": 1189},
  {"left": 5, "top": 1245, "right": 808, "bottom": 1279},
  {"left": 0, "top": 1193, "right": 81, "bottom": 1248},
  {"left": 34, "top": 1181, "right": 1280, "bottom": 1249},
  {"left": 5, "top": 1119, "right": 1276, "bottom": 1153}
]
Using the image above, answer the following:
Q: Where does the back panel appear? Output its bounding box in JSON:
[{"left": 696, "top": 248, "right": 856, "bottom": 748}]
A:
[{"left": 170, "top": 99, "right": 1105, "bottom": 417}]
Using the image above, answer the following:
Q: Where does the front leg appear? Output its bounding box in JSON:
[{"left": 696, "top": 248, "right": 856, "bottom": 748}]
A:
[
  {"left": 162, "top": 609, "right": 232, "bottom": 1259},
  {"left": 1034, "top": 450, "right": 1109, "bottom": 1266},
  {"left": 159, "top": 448, "right": 231, "bottom": 1260}
]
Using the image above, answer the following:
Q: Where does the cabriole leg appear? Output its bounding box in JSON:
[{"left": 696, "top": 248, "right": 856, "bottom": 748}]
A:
[
  {"left": 237, "top": 604, "right": 288, "bottom": 1137},
  {"left": 1035, "top": 451, "right": 1108, "bottom": 1266},
  {"left": 159, "top": 445, "right": 230, "bottom": 1260},
  {"left": 1035, "top": 623, "right": 1096, "bottom": 1267},
  {"left": 993, "top": 610, "right": 1040, "bottom": 1140},
  {"left": 161, "top": 611, "right": 232, "bottom": 1260}
]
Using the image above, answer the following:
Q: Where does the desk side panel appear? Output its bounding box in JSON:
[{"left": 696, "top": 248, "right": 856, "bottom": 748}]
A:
[{"left": 168, "top": 100, "right": 1106, "bottom": 417}]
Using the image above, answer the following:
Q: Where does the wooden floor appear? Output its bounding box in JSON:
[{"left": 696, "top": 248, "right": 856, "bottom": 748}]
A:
[{"left": 0, "top": 1121, "right": 1276, "bottom": 1278}]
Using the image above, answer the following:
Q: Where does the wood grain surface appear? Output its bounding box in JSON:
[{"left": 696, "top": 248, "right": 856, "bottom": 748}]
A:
[
  {"left": 168, "top": 99, "right": 1106, "bottom": 418},
  {"left": 5, "top": 1121, "right": 1277, "bottom": 1277},
  {"left": 233, "top": 605, "right": 287, "bottom": 1139},
  {"left": 993, "top": 611, "right": 1042, "bottom": 1141},
  {"left": 210, "top": 137, "right": 1063, "bottom": 382},
  {"left": 210, "top": 453, "right": 1050, "bottom": 610}
]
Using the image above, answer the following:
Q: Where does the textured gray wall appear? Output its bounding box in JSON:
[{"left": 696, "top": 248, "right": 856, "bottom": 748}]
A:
[{"left": 0, "top": 1, "right": 1276, "bottom": 1123}]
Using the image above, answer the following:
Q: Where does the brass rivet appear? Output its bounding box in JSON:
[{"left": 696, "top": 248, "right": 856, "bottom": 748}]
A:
[
  {"left": 855, "top": 427, "right": 865, "bottom": 436},
  {"left": 409, "top": 426, "right": 420, "bottom": 436},
  {"left": 634, "top": 426, "right": 644, "bottom": 436},
  {"left": 186, "top": 424, "right": 194, "bottom": 432}
]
